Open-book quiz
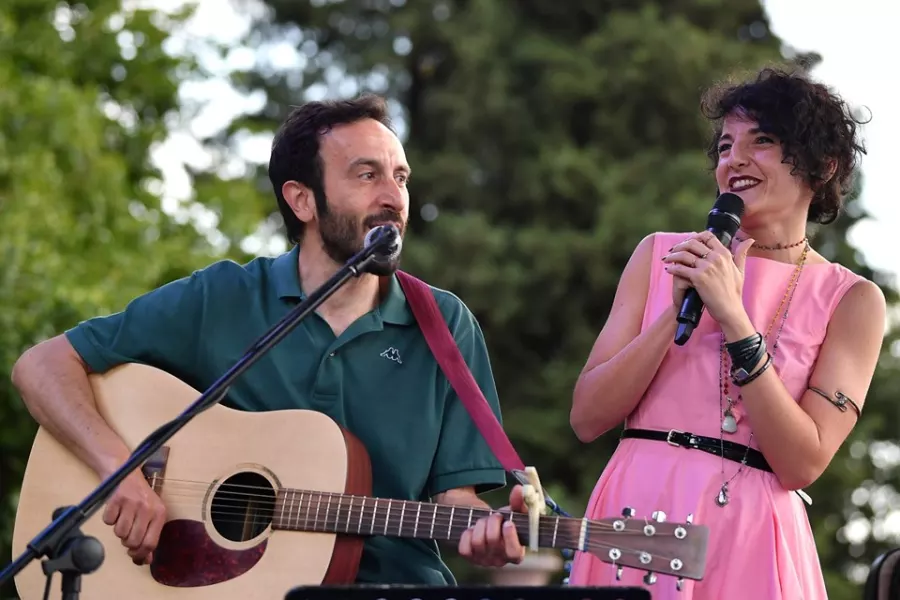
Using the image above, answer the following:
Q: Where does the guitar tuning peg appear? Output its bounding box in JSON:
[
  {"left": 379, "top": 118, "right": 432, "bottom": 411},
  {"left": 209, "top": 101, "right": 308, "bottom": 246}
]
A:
[
  {"left": 563, "top": 559, "right": 572, "bottom": 573},
  {"left": 643, "top": 572, "right": 657, "bottom": 585},
  {"left": 562, "top": 577, "right": 570, "bottom": 585},
  {"left": 621, "top": 506, "right": 635, "bottom": 518},
  {"left": 615, "top": 566, "right": 624, "bottom": 581},
  {"left": 651, "top": 510, "right": 667, "bottom": 522},
  {"left": 676, "top": 577, "right": 685, "bottom": 591},
  {"left": 686, "top": 513, "right": 694, "bottom": 524},
  {"left": 560, "top": 548, "right": 574, "bottom": 559}
]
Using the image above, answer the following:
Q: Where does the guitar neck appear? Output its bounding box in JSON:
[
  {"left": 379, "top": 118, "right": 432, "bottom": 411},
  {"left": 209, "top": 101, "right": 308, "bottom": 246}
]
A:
[{"left": 272, "top": 489, "right": 581, "bottom": 550}]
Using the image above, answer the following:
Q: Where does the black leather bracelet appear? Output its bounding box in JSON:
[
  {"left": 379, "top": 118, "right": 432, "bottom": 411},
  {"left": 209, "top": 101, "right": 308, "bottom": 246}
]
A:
[
  {"left": 733, "top": 353, "right": 772, "bottom": 387},
  {"left": 730, "top": 336, "right": 767, "bottom": 380},
  {"left": 726, "top": 332, "right": 763, "bottom": 365}
]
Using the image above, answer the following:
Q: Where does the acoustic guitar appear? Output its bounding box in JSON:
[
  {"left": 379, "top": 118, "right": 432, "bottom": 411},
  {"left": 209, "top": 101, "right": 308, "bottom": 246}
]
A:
[{"left": 12, "top": 363, "right": 708, "bottom": 599}]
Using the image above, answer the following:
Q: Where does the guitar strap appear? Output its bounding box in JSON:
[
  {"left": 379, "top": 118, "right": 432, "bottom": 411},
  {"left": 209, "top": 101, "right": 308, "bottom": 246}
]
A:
[
  {"left": 395, "top": 270, "right": 526, "bottom": 473},
  {"left": 396, "top": 271, "right": 570, "bottom": 517}
]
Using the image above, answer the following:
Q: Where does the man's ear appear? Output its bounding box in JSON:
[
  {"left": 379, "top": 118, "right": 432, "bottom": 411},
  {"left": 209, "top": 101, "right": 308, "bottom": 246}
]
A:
[{"left": 282, "top": 181, "right": 316, "bottom": 224}]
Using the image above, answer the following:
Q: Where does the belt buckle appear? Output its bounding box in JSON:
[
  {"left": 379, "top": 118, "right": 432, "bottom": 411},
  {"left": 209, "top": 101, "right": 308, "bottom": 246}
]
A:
[{"left": 666, "top": 429, "right": 684, "bottom": 447}]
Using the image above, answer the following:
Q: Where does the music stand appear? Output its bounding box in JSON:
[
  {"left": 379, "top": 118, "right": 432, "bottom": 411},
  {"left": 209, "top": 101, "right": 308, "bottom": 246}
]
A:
[{"left": 284, "top": 585, "right": 651, "bottom": 600}]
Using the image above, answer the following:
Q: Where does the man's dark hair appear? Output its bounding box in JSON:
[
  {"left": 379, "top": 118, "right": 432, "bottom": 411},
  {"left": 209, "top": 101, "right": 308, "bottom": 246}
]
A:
[
  {"left": 700, "top": 66, "right": 868, "bottom": 225},
  {"left": 268, "top": 94, "right": 393, "bottom": 243}
]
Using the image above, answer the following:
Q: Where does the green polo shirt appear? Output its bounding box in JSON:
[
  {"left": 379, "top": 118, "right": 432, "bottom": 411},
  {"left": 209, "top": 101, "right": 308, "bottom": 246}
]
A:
[{"left": 64, "top": 245, "right": 507, "bottom": 585}]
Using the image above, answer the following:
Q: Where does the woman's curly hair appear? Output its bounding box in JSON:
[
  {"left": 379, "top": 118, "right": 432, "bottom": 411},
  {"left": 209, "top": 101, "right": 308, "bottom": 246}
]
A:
[{"left": 700, "top": 66, "right": 868, "bottom": 225}]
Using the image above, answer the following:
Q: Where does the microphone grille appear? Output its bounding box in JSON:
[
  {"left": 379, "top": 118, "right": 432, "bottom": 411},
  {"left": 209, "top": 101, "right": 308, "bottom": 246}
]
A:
[
  {"left": 364, "top": 224, "right": 402, "bottom": 260},
  {"left": 713, "top": 192, "right": 745, "bottom": 218}
]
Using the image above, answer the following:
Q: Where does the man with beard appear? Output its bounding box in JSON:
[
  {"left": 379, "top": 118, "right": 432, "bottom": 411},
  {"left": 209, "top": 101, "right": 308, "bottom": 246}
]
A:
[{"left": 11, "top": 95, "right": 526, "bottom": 588}]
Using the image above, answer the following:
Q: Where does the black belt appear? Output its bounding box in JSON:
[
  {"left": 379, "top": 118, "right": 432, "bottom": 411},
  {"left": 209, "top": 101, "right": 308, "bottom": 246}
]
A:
[{"left": 621, "top": 428, "right": 773, "bottom": 473}]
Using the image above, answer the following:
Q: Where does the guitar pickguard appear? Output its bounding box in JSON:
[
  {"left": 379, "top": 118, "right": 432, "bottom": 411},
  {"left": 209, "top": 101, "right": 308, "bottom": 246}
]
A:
[{"left": 150, "top": 520, "right": 267, "bottom": 587}]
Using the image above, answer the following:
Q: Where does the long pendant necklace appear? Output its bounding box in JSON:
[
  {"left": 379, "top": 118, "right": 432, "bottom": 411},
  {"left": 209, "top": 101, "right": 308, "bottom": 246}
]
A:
[{"left": 714, "top": 242, "right": 809, "bottom": 507}]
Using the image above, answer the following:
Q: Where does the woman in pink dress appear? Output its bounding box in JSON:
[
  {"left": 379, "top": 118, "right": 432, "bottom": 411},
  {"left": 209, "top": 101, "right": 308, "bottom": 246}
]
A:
[{"left": 567, "top": 66, "right": 886, "bottom": 599}]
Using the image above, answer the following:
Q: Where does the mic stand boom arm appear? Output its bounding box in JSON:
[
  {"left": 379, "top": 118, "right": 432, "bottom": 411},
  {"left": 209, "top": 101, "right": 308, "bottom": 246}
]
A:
[{"left": 0, "top": 230, "right": 396, "bottom": 598}]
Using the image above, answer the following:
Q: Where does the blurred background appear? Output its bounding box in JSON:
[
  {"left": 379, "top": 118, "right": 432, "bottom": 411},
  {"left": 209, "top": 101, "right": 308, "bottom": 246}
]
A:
[{"left": 1, "top": 0, "right": 898, "bottom": 599}]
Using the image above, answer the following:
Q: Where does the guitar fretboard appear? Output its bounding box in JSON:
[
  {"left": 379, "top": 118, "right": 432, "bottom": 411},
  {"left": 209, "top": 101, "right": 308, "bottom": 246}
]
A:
[{"left": 272, "top": 489, "right": 582, "bottom": 549}]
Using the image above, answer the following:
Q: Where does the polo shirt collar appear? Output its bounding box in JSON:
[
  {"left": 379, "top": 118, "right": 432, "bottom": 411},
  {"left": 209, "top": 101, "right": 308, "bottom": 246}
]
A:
[
  {"left": 271, "top": 245, "right": 414, "bottom": 326},
  {"left": 380, "top": 273, "right": 415, "bottom": 325},
  {"left": 272, "top": 244, "right": 304, "bottom": 299}
]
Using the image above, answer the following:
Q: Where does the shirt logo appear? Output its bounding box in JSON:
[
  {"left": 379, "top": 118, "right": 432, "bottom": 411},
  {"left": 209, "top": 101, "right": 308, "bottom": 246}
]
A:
[{"left": 380, "top": 347, "right": 403, "bottom": 364}]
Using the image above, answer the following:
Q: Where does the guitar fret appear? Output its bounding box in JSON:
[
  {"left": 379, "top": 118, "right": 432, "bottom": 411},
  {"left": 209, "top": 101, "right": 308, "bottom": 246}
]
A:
[
  {"left": 399, "top": 501, "right": 406, "bottom": 536},
  {"left": 279, "top": 489, "right": 287, "bottom": 527},
  {"left": 326, "top": 495, "right": 332, "bottom": 532},
  {"left": 315, "top": 494, "right": 322, "bottom": 532},
  {"left": 578, "top": 518, "right": 588, "bottom": 551},
  {"left": 369, "top": 498, "right": 375, "bottom": 534},
  {"left": 345, "top": 495, "right": 353, "bottom": 533},
  {"left": 384, "top": 499, "right": 392, "bottom": 535},
  {"left": 552, "top": 516, "right": 559, "bottom": 547},
  {"left": 414, "top": 503, "right": 420, "bottom": 537},
  {"left": 468, "top": 507, "right": 473, "bottom": 528},
  {"left": 357, "top": 497, "right": 364, "bottom": 533},
  {"left": 301, "top": 492, "right": 308, "bottom": 531},
  {"left": 448, "top": 506, "right": 455, "bottom": 540},
  {"left": 430, "top": 505, "right": 437, "bottom": 538}
]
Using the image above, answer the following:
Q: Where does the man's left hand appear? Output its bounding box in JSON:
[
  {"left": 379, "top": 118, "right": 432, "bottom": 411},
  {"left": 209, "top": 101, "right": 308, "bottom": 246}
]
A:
[{"left": 458, "top": 484, "right": 527, "bottom": 567}]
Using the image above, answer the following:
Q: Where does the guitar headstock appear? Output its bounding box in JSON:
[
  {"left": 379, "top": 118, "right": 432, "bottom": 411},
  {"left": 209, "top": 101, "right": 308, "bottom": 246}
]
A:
[{"left": 584, "top": 507, "right": 708, "bottom": 589}]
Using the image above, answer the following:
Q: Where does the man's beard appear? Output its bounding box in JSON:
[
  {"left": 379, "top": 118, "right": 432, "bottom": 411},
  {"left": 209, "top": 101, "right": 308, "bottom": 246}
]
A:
[{"left": 318, "top": 201, "right": 405, "bottom": 277}]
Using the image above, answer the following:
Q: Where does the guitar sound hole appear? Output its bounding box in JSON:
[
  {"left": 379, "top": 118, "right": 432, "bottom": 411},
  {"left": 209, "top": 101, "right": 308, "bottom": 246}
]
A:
[{"left": 209, "top": 471, "right": 276, "bottom": 542}]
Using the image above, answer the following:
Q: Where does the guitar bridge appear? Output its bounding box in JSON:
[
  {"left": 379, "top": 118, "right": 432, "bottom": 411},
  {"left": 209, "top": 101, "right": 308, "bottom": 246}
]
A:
[{"left": 142, "top": 446, "right": 170, "bottom": 495}]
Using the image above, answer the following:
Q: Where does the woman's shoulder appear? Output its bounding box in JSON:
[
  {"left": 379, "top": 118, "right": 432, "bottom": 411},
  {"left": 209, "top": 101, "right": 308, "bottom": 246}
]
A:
[
  {"left": 633, "top": 231, "right": 694, "bottom": 258},
  {"left": 791, "top": 254, "right": 885, "bottom": 325}
]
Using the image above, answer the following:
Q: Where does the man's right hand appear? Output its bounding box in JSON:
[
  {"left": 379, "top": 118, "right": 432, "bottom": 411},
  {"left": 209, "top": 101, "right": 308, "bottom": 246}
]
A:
[{"left": 101, "top": 470, "right": 167, "bottom": 565}]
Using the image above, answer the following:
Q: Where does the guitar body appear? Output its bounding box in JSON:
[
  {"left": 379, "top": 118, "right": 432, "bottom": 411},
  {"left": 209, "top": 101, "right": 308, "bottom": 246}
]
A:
[{"left": 12, "top": 363, "right": 372, "bottom": 600}]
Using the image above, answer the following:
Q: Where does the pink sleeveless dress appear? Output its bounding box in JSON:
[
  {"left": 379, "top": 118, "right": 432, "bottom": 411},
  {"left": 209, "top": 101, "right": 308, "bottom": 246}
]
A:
[{"left": 568, "top": 232, "right": 864, "bottom": 599}]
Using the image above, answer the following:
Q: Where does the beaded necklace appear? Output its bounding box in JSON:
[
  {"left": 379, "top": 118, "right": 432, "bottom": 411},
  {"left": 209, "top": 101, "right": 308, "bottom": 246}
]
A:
[
  {"left": 714, "top": 241, "right": 809, "bottom": 507},
  {"left": 734, "top": 235, "right": 810, "bottom": 252}
]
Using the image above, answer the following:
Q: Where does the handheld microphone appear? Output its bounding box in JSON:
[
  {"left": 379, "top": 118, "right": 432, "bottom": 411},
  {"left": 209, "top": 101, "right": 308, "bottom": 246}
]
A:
[
  {"left": 364, "top": 223, "right": 403, "bottom": 263},
  {"left": 674, "top": 193, "right": 745, "bottom": 346}
]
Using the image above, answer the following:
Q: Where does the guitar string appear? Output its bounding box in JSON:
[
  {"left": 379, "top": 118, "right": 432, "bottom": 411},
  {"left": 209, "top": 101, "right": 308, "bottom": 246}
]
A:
[
  {"left": 153, "top": 496, "right": 668, "bottom": 537},
  {"left": 111, "top": 504, "right": 691, "bottom": 564},
  {"left": 128, "top": 478, "right": 697, "bottom": 565},
  {"left": 138, "top": 505, "right": 683, "bottom": 567},
  {"left": 152, "top": 488, "right": 674, "bottom": 536},
  {"left": 144, "top": 477, "right": 691, "bottom": 536},
  {"left": 141, "top": 481, "right": 694, "bottom": 545},
  {"left": 146, "top": 498, "right": 660, "bottom": 536}
]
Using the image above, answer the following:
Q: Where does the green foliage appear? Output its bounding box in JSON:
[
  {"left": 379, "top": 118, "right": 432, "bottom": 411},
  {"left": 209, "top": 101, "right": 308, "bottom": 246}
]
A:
[
  {"left": 230, "top": 0, "right": 900, "bottom": 595},
  {"left": 0, "top": 1, "right": 897, "bottom": 600},
  {"left": 0, "top": 2, "right": 239, "bottom": 597}
]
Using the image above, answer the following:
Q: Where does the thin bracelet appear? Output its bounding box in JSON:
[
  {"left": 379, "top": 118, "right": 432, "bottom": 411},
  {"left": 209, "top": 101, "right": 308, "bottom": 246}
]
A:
[{"left": 808, "top": 386, "right": 862, "bottom": 419}]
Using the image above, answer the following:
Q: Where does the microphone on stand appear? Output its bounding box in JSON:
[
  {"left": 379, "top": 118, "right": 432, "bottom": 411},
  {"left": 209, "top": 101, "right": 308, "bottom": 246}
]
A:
[
  {"left": 363, "top": 224, "right": 403, "bottom": 274},
  {"left": 673, "top": 192, "right": 745, "bottom": 346},
  {"left": 364, "top": 224, "right": 402, "bottom": 259}
]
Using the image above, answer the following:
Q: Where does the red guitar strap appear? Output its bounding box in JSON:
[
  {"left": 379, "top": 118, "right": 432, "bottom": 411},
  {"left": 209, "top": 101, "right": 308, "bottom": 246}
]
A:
[{"left": 395, "top": 270, "right": 526, "bottom": 473}]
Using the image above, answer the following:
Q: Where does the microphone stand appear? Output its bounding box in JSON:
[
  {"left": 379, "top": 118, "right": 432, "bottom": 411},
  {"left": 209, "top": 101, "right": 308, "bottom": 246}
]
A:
[{"left": 0, "top": 228, "right": 398, "bottom": 599}]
